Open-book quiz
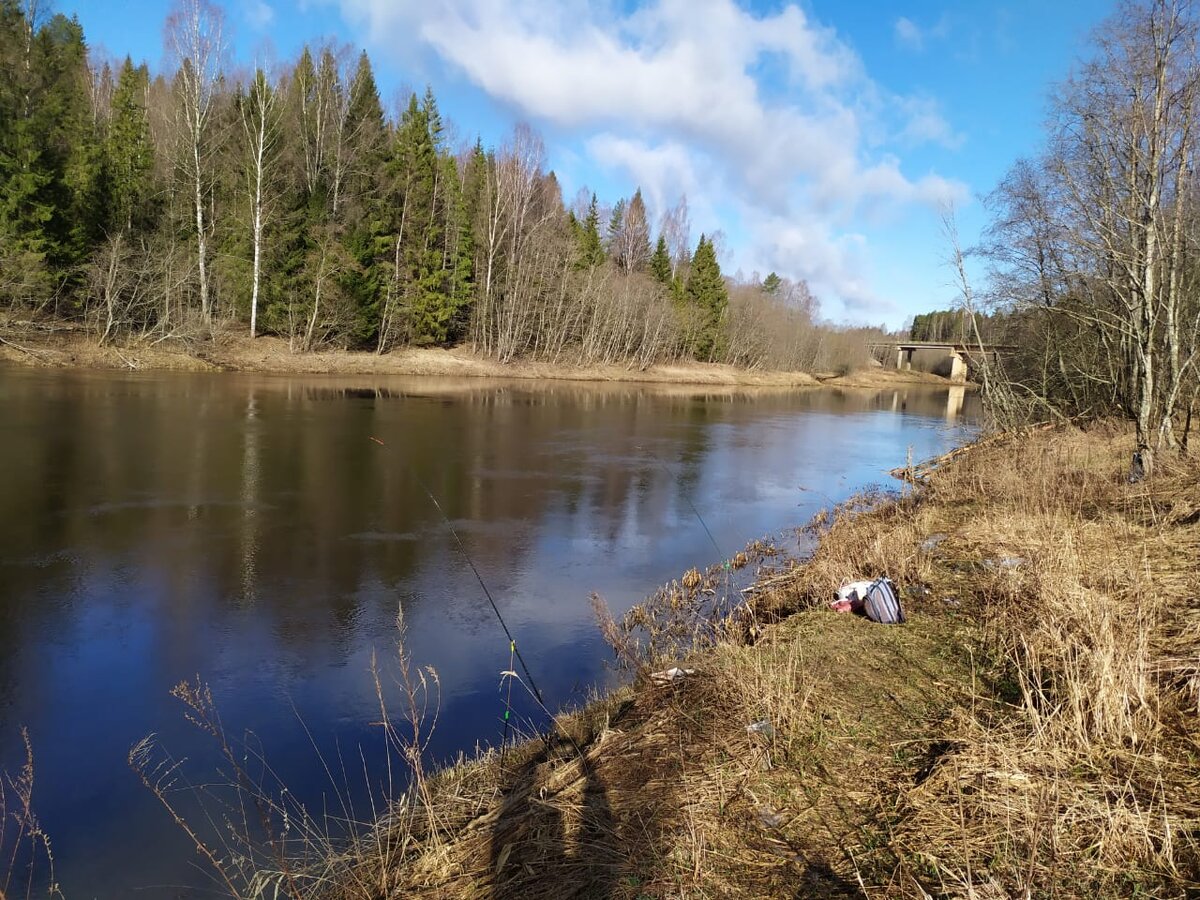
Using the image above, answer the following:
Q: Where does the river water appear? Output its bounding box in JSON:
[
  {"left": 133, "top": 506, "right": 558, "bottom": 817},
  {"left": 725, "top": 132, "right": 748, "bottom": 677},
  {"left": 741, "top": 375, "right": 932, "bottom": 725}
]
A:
[{"left": 0, "top": 367, "right": 978, "bottom": 896}]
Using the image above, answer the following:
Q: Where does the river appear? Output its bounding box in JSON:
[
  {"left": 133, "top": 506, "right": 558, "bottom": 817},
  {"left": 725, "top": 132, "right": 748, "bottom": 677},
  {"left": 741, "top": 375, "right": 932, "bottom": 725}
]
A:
[{"left": 0, "top": 367, "right": 979, "bottom": 896}]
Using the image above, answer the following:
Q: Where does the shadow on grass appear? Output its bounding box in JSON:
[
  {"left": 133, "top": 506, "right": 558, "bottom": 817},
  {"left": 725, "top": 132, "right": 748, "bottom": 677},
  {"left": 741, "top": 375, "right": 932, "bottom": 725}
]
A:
[{"left": 488, "top": 733, "right": 618, "bottom": 900}]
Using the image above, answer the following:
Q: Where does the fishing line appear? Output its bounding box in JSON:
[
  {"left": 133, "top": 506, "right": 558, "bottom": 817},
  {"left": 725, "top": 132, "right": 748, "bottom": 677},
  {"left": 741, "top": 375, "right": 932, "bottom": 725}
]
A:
[
  {"left": 636, "top": 446, "right": 748, "bottom": 635},
  {"left": 368, "top": 437, "right": 603, "bottom": 774},
  {"left": 635, "top": 445, "right": 725, "bottom": 562},
  {"left": 368, "top": 436, "right": 546, "bottom": 708}
]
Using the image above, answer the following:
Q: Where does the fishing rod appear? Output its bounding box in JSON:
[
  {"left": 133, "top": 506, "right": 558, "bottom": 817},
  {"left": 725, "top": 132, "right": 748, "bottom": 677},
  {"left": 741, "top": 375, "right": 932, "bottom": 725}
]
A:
[
  {"left": 368, "top": 436, "right": 597, "bottom": 772},
  {"left": 635, "top": 445, "right": 725, "bottom": 562},
  {"left": 368, "top": 436, "right": 546, "bottom": 711},
  {"left": 636, "top": 447, "right": 757, "bottom": 639}
]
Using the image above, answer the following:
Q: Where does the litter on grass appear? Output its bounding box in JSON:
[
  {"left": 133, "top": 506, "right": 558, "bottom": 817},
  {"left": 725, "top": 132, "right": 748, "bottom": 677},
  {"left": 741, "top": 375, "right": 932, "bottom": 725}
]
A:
[{"left": 649, "top": 666, "right": 695, "bottom": 685}]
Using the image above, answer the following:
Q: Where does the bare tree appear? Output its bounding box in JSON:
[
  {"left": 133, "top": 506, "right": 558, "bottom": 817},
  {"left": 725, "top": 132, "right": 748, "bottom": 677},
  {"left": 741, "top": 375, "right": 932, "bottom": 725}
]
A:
[
  {"left": 1054, "top": 0, "right": 1198, "bottom": 467},
  {"left": 165, "top": 0, "right": 226, "bottom": 328},
  {"left": 659, "top": 194, "right": 691, "bottom": 278},
  {"left": 986, "top": 0, "right": 1200, "bottom": 469},
  {"left": 237, "top": 67, "right": 282, "bottom": 339},
  {"left": 611, "top": 188, "right": 651, "bottom": 273}
]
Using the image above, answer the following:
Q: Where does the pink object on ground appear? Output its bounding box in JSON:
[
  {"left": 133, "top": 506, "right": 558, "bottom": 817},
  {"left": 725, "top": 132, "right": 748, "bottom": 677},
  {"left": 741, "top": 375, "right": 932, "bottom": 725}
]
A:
[{"left": 830, "top": 580, "right": 872, "bottom": 614}]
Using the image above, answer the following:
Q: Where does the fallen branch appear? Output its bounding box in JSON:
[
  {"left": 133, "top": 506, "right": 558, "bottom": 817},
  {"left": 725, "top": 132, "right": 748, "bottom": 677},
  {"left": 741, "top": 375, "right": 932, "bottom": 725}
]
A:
[
  {"left": 113, "top": 348, "right": 141, "bottom": 370},
  {"left": 740, "top": 569, "right": 801, "bottom": 595},
  {"left": 0, "top": 333, "right": 52, "bottom": 359}
]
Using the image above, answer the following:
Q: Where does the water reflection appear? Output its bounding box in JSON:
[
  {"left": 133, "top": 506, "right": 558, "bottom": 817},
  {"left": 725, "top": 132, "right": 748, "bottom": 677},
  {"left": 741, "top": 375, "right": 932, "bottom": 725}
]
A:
[{"left": 0, "top": 368, "right": 979, "bottom": 894}]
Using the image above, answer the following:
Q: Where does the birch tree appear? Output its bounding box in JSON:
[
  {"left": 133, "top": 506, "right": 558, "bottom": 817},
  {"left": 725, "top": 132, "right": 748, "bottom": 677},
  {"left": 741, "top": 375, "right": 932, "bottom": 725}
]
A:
[
  {"left": 987, "top": 0, "right": 1200, "bottom": 469},
  {"left": 165, "top": 0, "right": 225, "bottom": 327},
  {"left": 237, "top": 67, "right": 281, "bottom": 338}
]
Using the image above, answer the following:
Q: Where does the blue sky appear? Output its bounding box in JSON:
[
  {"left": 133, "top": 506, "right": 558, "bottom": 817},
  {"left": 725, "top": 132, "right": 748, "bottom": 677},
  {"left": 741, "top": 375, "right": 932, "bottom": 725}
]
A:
[{"left": 64, "top": 0, "right": 1114, "bottom": 327}]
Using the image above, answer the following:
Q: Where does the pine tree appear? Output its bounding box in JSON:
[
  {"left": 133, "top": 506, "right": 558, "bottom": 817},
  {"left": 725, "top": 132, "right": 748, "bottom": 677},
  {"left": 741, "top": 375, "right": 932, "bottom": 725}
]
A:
[
  {"left": 621, "top": 188, "right": 651, "bottom": 272},
  {"left": 444, "top": 154, "right": 475, "bottom": 340},
  {"left": 380, "top": 89, "right": 461, "bottom": 346},
  {"left": 0, "top": 10, "right": 102, "bottom": 302},
  {"left": 462, "top": 137, "right": 488, "bottom": 234},
  {"left": 343, "top": 51, "right": 385, "bottom": 208},
  {"left": 341, "top": 50, "right": 386, "bottom": 343},
  {"left": 290, "top": 46, "right": 330, "bottom": 202},
  {"left": 422, "top": 84, "right": 443, "bottom": 151},
  {"left": 762, "top": 271, "right": 782, "bottom": 295}
]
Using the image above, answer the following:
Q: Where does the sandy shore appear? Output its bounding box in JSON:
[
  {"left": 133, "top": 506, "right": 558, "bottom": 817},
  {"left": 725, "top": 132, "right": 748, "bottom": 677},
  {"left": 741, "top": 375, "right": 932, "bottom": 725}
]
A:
[{"left": 0, "top": 324, "right": 964, "bottom": 389}]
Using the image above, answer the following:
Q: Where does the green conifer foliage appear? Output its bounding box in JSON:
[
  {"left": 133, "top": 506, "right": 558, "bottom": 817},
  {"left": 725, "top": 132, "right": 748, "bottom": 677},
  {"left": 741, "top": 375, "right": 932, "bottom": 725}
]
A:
[
  {"left": 379, "top": 87, "right": 468, "bottom": 346},
  {"left": 0, "top": 9, "right": 101, "bottom": 302},
  {"left": 650, "top": 235, "right": 672, "bottom": 285},
  {"left": 606, "top": 198, "right": 625, "bottom": 259},
  {"left": 622, "top": 188, "right": 651, "bottom": 272},
  {"left": 576, "top": 193, "right": 605, "bottom": 269},
  {"left": 444, "top": 154, "right": 475, "bottom": 340},
  {"left": 686, "top": 234, "right": 729, "bottom": 360},
  {"left": 341, "top": 51, "right": 387, "bottom": 343},
  {"left": 105, "top": 59, "right": 154, "bottom": 234}
]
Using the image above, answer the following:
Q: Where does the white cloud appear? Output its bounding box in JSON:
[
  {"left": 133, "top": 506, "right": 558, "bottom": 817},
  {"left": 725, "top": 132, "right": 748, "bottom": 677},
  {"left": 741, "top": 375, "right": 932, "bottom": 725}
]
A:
[
  {"left": 246, "top": 0, "right": 275, "bottom": 28},
  {"left": 895, "top": 97, "right": 966, "bottom": 150},
  {"left": 584, "top": 135, "right": 704, "bottom": 217},
  {"left": 894, "top": 16, "right": 923, "bottom": 52},
  {"left": 338, "top": 0, "right": 966, "bottom": 319}
]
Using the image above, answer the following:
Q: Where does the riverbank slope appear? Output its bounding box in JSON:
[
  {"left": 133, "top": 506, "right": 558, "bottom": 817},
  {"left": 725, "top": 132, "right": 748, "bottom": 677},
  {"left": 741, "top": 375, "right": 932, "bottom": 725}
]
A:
[
  {"left": 330, "top": 423, "right": 1198, "bottom": 899},
  {"left": 0, "top": 321, "right": 958, "bottom": 389}
]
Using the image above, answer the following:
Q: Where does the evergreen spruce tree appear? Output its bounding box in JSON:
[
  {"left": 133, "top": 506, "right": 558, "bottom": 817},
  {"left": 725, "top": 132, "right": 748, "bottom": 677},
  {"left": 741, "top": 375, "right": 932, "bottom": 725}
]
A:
[
  {"left": 686, "top": 234, "right": 729, "bottom": 361},
  {"left": 444, "top": 154, "right": 475, "bottom": 340},
  {"left": 382, "top": 89, "right": 458, "bottom": 345},
  {"left": 622, "top": 188, "right": 651, "bottom": 272},
  {"left": 606, "top": 198, "right": 625, "bottom": 260},
  {"left": 462, "top": 137, "right": 488, "bottom": 236},
  {"left": 105, "top": 58, "right": 153, "bottom": 234},
  {"left": 650, "top": 234, "right": 672, "bottom": 285},
  {"left": 0, "top": 10, "right": 102, "bottom": 302},
  {"left": 341, "top": 51, "right": 386, "bottom": 343},
  {"left": 762, "top": 271, "right": 782, "bottom": 295},
  {"left": 575, "top": 193, "right": 604, "bottom": 269}
]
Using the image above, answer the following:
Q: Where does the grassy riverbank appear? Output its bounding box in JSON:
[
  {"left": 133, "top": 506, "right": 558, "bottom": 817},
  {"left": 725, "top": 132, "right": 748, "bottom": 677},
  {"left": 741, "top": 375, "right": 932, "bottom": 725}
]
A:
[
  {"left": 310, "top": 423, "right": 1198, "bottom": 899},
  {"left": 0, "top": 321, "right": 958, "bottom": 390}
]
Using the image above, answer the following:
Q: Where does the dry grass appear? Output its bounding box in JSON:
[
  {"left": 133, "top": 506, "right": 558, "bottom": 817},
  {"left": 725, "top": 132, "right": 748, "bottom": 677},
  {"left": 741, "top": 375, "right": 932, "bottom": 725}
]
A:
[{"left": 868, "top": 425, "right": 1200, "bottom": 899}]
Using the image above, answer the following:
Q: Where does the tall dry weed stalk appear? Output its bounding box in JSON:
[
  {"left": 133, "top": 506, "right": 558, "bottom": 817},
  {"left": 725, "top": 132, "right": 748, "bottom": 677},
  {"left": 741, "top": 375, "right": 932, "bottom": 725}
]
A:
[
  {"left": 0, "top": 731, "right": 60, "bottom": 900},
  {"left": 368, "top": 606, "right": 443, "bottom": 859},
  {"left": 129, "top": 607, "right": 445, "bottom": 899}
]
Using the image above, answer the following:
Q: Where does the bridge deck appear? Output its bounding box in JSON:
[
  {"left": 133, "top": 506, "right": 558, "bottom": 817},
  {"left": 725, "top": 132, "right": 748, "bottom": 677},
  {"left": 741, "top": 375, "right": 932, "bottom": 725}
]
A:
[{"left": 867, "top": 341, "right": 1016, "bottom": 353}]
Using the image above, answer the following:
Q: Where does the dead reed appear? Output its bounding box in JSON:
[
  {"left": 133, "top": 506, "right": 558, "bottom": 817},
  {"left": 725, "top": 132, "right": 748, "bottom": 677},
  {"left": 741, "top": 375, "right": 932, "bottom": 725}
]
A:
[{"left": 0, "top": 730, "right": 60, "bottom": 900}]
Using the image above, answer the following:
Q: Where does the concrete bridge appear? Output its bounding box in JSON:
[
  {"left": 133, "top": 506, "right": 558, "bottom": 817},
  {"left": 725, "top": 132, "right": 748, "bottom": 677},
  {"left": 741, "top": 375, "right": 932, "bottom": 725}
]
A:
[{"left": 867, "top": 341, "right": 1014, "bottom": 383}]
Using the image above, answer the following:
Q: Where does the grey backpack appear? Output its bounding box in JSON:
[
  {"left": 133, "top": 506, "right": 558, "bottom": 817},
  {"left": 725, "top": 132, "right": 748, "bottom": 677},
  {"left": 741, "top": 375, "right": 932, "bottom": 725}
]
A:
[{"left": 863, "top": 577, "right": 904, "bottom": 624}]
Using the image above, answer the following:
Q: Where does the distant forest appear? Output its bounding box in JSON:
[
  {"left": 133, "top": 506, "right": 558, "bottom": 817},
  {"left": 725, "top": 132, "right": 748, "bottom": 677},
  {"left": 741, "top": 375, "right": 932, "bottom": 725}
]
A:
[{"left": 0, "top": 0, "right": 886, "bottom": 371}]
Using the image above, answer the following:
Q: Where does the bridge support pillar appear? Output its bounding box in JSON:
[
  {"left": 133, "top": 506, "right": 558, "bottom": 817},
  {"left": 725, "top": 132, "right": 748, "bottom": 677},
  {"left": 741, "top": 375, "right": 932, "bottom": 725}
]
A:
[
  {"left": 896, "top": 347, "right": 912, "bottom": 371},
  {"left": 948, "top": 351, "right": 966, "bottom": 383}
]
